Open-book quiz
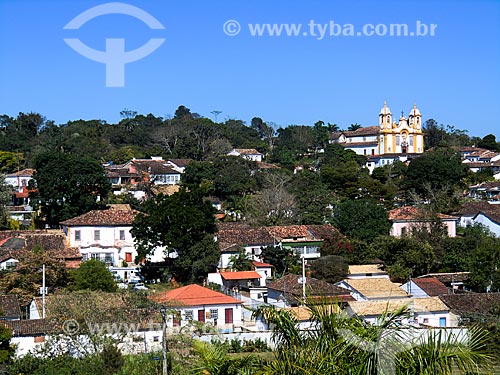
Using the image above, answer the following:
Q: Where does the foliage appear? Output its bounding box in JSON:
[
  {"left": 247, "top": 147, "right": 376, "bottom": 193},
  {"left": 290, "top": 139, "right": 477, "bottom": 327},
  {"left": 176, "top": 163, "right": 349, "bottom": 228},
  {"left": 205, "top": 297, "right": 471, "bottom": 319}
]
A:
[
  {"left": 332, "top": 199, "right": 391, "bottom": 243},
  {"left": 30, "top": 152, "right": 110, "bottom": 227},
  {"left": 228, "top": 249, "right": 253, "bottom": 271},
  {"left": 132, "top": 188, "right": 219, "bottom": 282},
  {"left": 249, "top": 172, "right": 298, "bottom": 225},
  {"left": 0, "top": 248, "right": 68, "bottom": 305},
  {"left": 0, "top": 325, "right": 14, "bottom": 364},
  {"left": 70, "top": 259, "right": 117, "bottom": 292},
  {"left": 261, "top": 245, "right": 300, "bottom": 278},
  {"left": 192, "top": 340, "right": 263, "bottom": 375},
  {"left": 309, "top": 255, "right": 349, "bottom": 284},
  {"left": 370, "top": 236, "right": 436, "bottom": 282},
  {"left": 287, "top": 170, "right": 334, "bottom": 224},
  {"left": 255, "top": 302, "right": 495, "bottom": 375},
  {"left": 101, "top": 342, "right": 124, "bottom": 375},
  {"left": 404, "top": 147, "right": 467, "bottom": 203},
  {"left": 0, "top": 174, "right": 14, "bottom": 228}
]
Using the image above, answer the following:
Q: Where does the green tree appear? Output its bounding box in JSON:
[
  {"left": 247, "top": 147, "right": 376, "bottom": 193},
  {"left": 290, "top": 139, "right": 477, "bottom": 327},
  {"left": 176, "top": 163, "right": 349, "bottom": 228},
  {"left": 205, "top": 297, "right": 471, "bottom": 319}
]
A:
[
  {"left": 71, "top": 259, "right": 117, "bottom": 292},
  {"left": 404, "top": 148, "right": 467, "bottom": 201},
  {"left": 261, "top": 245, "right": 300, "bottom": 277},
  {"left": 332, "top": 199, "right": 391, "bottom": 243},
  {"left": 228, "top": 249, "right": 253, "bottom": 271},
  {"left": 31, "top": 152, "right": 110, "bottom": 227},
  {"left": 102, "top": 343, "right": 124, "bottom": 375},
  {"left": 213, "top": 156, "right": 257, "bottom": 199},
  {"left": 131, "top": 188, "right": 219, "bottom": 282},
  {"left": 0, "top": 174, "right": 14, "bottom": 228},
  {"left": 0, "top": 325, "right": 14, "bottom": 365},
  {"left": 0, "top": 151, "right": 24, "bottom": 173},
  {"left": 310, "top": 255, "right": 348, "bottom": 284},
  {"left": 477, "top": 134, "right": 499, "bottom": 151}
]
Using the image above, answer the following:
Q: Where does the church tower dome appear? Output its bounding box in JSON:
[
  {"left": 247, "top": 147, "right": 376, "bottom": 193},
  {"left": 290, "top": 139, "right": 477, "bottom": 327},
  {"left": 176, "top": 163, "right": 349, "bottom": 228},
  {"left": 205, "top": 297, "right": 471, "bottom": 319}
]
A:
[
  {"left": 408, "top": 102, "right": 422, "bottom": 128},
  {"left": 379, "top": 101, "right": 392, "bottom": 129}
]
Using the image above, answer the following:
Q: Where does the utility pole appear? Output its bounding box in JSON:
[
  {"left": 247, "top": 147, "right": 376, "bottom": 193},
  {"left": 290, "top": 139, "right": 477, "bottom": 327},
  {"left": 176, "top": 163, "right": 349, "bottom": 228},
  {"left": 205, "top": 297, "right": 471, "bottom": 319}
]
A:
[
  {"left": 160, "top": 305, "right": 168, "bottom": 375},
  {"left": 42, "top": 264, "right": 46, "bottom": 319},
  {"left": 302, "top": 253, "right": 306, "bottom": 301}
]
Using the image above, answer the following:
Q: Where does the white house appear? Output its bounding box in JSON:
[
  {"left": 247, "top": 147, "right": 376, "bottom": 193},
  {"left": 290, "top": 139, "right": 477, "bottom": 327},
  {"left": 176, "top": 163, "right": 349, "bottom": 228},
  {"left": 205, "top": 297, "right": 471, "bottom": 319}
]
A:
[
  {"left": 153, "top": 284, "right": 243, "bottom": 332},
  {"left": 400, "top": 277, "right": 450, "bottom": 298},
  {"left": 337, "top": 278, "right": 409, "bottom": 301},
  {"left": 472, "top": 210, "right": 500, "bottom": 237},
  {"left": 347, "top": 264, "right": 388, "bottom": 279},
  {"left": 227, "top": 149, "right": 263, "bottom": 162},
  {"left": 346, "top": 297, "right": 456, "bottom": 327},
  {"left": 60, "top": 206, "right": 138, "bottom": 267}
]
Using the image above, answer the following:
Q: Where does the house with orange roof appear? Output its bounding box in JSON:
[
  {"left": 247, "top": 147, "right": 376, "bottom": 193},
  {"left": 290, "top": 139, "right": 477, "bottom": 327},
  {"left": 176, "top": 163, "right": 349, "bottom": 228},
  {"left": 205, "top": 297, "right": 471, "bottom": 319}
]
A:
[
  {"left": 388, "top": 206, "right": 458, "bottom": 237},
  {"left": 153, "top": 284, "right": 243, "bottom": 331}
]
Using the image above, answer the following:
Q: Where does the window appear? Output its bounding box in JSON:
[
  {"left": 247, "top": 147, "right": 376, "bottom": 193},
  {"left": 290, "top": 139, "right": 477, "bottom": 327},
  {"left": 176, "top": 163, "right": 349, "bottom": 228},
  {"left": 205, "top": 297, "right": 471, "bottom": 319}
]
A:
[
  {"left": 209, "top": 309, "right": 218, "bottom": 319},
  {"left": 423, "top": 318, "right": 429, "bottom": 324},
  {"left": 119, "top": 230, "right": 125, "bottom": 241},
  {"left": 75, "top": 230, "right": 81, "bottom": 241},
  {"left": 94, "top": 230, "right": 100, "bottom": 241},
  {"left": 125, "top": 252, "right": 132, "bottom": 263},
  {"left": 153, "top": 336, "right": 159, "bottom": 342},
  {"left": 401, "top": 227, "right": 407, "bottom": 236},
  {"left": 184, "top": 310, "right": 193, "bottom": 320},
  {"left": 396, "top": 135, "right": 401, "bottom": 146}
]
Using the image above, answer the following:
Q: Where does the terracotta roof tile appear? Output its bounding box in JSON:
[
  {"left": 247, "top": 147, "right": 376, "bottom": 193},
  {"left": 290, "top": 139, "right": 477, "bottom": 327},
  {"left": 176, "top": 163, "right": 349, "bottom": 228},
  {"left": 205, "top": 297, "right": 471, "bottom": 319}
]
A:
[
  {"left": 267, "top": 274, "right": 351, "bottom": 300},
  {"left": 417, "top": 272, "right": 470, "bottom": 284},
  {"left": 60, "top": 209, "right": 137, "bottom": 226},
  {"left": 153, "top": 284, "right": 243, "bottom": 306},
  {"left": 412, "top": 277, "right": 449, "bottom": 296},
  {"left": 348, "top": 297, "right": 449, "bottom": 316},
  {"left": 216, "top": 223, "right": 274, "bottom": 249},
  {"left": 439, "top": 293, "right": 500, "bottom": 318},
  {"left": 220, "top": 271, "right": 261, "bottom": 280},
  {"left": 389, "top": 206, "right": 457, "bottom": 221},
  {"left": 7, "top": 168, "right": 35, "bottom": 177},
  {"left": 1, "top": 319, "right": 60, "bottom": 336},
  {"left": 252, "top": 261, "right": 273, "bottom": 267},
  {"left": 343, "top": 126, "right": 380, "bottom": 137},
  {"left": 342, "top": 278, "right": 409, "bottom": 299}
]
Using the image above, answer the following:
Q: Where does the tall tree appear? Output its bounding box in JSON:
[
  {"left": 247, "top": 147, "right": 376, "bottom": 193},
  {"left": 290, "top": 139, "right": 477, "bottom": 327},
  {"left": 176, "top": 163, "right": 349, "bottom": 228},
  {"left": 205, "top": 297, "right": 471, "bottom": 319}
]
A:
[
  {"left": 332, "top": 199, "right": 391, "bottom": 243},
  {"left": 131, "top": 188, "right": 219, "bottom": 282},
  {"left": 70, "top": 259, "right": 117, "bottom": 292},
  {"left": 30, "top": 152, "right": 110, "bottom": 227}
]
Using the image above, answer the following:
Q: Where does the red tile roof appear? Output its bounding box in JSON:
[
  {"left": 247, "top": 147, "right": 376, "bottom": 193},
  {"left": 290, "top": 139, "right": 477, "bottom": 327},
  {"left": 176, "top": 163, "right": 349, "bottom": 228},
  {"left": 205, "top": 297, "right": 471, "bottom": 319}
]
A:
[
  {"left": 1, "top": 319, "right": 60, "bottom": 336},
  {"left": 153, "top": 284, "right": 242, "bottom": 306},
  {"left": 60, "top": 209, "right": 137, "bottom": 226},
  {"left": 389, "top": 206, "right": 457, "bottom": 221},
  {"left": 7, "top": 168, "right": 35, "bottom": 177},
  {"left": 252, "top": 261, "right": 273, "bottom": 267},
  {"left": 220, "top": 271, "right": 261, "bottom": 280},
  {"left": 412, "top": 277, "right": 449, "bottom": 296}
]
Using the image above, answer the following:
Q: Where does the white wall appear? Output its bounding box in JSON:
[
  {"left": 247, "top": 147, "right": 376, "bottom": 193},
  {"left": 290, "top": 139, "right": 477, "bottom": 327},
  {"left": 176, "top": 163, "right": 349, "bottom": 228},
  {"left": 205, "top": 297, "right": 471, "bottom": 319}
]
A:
[{"left": 473, "top": 213, "right": 500, "bottom": 236}]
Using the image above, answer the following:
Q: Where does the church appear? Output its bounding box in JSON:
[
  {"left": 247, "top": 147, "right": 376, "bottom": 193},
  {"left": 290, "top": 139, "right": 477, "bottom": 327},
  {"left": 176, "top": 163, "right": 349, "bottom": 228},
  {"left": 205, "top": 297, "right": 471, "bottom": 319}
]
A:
[{"left": 329, "top": 102, "right": 425, "bottom": 172}]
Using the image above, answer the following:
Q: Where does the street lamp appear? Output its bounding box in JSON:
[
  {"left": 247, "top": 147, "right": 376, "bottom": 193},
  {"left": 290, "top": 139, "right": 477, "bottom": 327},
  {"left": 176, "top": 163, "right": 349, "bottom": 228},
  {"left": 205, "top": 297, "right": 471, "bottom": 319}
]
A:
[{"left": 160, "top": 305, "right": 169, "bottom": 375}]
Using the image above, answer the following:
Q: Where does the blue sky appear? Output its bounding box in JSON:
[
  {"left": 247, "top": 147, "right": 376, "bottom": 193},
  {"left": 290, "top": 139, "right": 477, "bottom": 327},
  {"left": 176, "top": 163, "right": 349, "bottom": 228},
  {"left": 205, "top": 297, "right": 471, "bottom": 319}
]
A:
[{"left": 1, "top": 0, "right": 499, "bottom": 138}]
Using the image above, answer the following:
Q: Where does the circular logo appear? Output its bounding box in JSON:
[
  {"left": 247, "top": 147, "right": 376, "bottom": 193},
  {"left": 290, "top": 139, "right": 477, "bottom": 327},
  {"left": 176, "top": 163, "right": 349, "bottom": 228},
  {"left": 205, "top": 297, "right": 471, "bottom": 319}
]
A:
[
  {"left": 223, "top": 20, "right": 241, "bottom": 36},
  {"left": 63, "top": 319, "right": 80, "bottom": 335}
]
